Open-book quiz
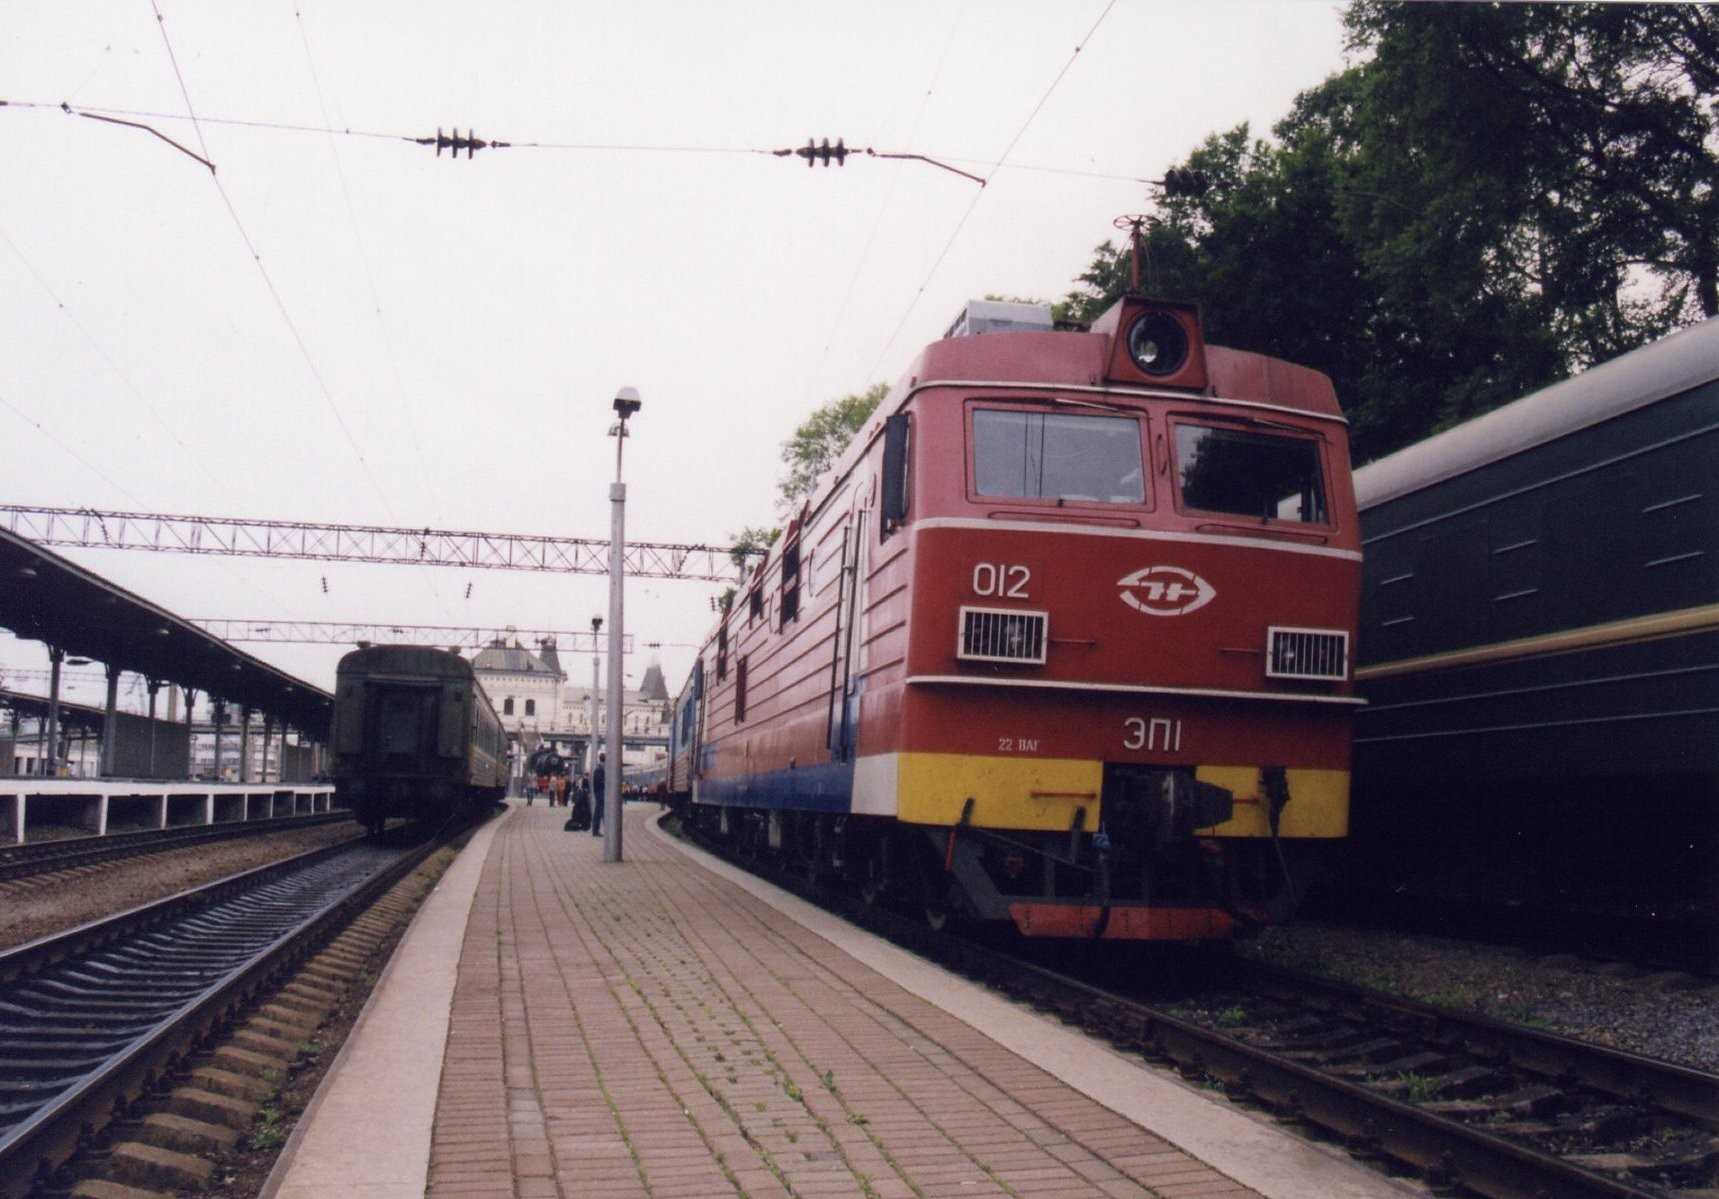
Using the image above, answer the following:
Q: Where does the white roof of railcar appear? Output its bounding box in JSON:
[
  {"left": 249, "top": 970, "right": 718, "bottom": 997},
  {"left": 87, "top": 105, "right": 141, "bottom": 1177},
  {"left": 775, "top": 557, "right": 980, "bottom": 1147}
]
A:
[{"left": 1354, "top": 316, "right": 1719, "bottom": 510}]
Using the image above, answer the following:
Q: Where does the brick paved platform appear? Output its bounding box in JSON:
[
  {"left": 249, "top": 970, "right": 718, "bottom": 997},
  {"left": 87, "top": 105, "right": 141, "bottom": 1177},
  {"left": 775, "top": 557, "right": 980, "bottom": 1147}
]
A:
[
  {"left": 417, "top": 804, "right": 1401, "bottom": 1199},
  {"left": 268, "top": 800, "right": 1411, "bottom": 1199}
]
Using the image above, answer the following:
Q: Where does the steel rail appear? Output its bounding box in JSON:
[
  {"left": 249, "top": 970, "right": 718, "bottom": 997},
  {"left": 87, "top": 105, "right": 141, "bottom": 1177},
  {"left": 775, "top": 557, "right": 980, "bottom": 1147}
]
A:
[
  {"left": 0, "top": 811, "right": 350, "bottom": 883},
  {"left": 0, "top": 835, "right": 364, "bottom": 986},
  {"left": 0, "top": 823, "right": 459, "bottom": 1196},
  {"left": 673, "top": 813, "right": 1710, "bottom": 1199},
  {"left": 1240, "top": 960, "right": 1719, "bottom": 1133}
]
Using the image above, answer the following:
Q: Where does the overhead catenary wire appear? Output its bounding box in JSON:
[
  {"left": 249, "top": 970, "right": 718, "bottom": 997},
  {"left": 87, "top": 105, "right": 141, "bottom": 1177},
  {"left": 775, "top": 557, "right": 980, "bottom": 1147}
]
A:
[
  {"left": 0, "top": 97, "right": 1150, "bottom": 184},
  {"left": 144, "top": 0, "right": 399, "bottom": 528},
  {"left": 0, "top": 387, "right": 141, "bottom": 504},
  {"left": 802, "top": 2, "right": 970, "bottom": 410},
  {"left": 0, "top": 221, "right": 320, "bottom": 618},
  {"left": 0, "top": 223, "right": 216, "bottom": 486},
  {"left": 291, "top": 2, "right": 458, "bottom": 624},
  {"left": 864, "top": 0, "right": 1120, "bottom": 383}
]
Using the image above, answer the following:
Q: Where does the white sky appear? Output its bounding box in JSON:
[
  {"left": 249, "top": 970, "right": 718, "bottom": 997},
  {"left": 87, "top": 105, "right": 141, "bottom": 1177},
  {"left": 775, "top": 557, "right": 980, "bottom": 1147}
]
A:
[{"left": 2, "top": 0, "right": 1350, "bottom": 714}]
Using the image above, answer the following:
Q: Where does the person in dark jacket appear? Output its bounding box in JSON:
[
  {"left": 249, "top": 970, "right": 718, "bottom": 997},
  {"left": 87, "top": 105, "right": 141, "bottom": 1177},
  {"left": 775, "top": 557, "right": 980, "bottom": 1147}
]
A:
[
  {"left": 567, "top": 774, "right": 591, "bottom": 829},
  {"left": 590, "top": 753, "right": 606, "bottom": 837}
]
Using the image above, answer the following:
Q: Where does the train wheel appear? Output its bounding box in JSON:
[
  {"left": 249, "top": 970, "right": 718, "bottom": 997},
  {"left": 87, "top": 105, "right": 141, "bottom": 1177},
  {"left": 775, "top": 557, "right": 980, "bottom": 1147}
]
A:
[
  {"left": 802, "top": 816, "right": 829, "bottom": 889},
  {"left": 856, "top": 831, "right": 892, "bottom": 908}
]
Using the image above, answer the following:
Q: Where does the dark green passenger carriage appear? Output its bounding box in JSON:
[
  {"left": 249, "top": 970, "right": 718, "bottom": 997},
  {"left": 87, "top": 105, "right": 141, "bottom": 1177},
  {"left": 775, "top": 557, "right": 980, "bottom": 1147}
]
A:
[{"left": 332, "top": 645, "right": 507, "bottom": 832}]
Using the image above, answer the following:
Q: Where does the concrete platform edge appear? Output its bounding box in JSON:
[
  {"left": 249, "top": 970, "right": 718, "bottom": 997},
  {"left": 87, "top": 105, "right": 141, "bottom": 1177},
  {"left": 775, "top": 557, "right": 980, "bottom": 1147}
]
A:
[
  {"left": 259, "top": 810, "right": 508, "bottom": 1199},
  {"left": 646, "top": 809, "right": 1418, "bottom": 1199}
]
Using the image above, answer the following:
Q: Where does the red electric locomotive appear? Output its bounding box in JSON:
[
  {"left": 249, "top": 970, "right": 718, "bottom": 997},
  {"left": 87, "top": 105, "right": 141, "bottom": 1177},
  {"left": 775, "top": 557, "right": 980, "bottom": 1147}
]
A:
[{"left": 671, "top": 292, "right": 1362, "bottom": 939}]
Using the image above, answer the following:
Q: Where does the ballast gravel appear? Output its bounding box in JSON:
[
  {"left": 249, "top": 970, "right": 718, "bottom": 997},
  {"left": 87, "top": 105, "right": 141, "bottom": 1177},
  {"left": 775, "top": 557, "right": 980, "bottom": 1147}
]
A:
[
  {"left": 0, "top": 821, "right": 363, "bottom": 950},
  {"left": 1239, "top": 922, "right": 1719, "bottom": 1074}
]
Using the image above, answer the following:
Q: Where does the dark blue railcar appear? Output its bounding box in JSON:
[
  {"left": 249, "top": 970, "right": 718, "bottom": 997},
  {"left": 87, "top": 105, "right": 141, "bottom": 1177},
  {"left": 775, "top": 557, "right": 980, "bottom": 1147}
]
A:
[{"left": 1350, "top": 317, "right": 1719, "bottom": 905}]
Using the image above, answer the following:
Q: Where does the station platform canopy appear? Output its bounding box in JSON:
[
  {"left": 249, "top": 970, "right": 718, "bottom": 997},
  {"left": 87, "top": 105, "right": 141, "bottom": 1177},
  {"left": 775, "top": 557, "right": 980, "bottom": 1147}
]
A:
[
  {"left": 0, "top": 688, "right": 106, "bottom": 731},
  {"left": 0, "top": 525, "right": 332, "bottom": 736}
]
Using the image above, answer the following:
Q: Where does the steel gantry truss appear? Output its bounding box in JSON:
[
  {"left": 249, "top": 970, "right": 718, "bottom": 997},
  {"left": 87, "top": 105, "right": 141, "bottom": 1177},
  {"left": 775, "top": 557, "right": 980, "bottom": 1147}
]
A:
[
  {"left": 0, "top": 505, "right": 754, "bottom": 582},
  {"left": 189, "top": 619, "right": 634, "bottom": 653}
]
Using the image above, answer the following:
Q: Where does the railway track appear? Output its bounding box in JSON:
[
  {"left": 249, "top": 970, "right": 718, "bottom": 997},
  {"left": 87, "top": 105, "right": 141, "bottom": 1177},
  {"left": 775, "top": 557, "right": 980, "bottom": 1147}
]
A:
[
  {"left": 0, "top": 820, "right": 459, "bottom": 1198},
  {"left": 0, "top": 812, "right": 352, "bottom": 884},
  {"left": 675, "top": 813, "right": 1719, "bottom": 1199}
]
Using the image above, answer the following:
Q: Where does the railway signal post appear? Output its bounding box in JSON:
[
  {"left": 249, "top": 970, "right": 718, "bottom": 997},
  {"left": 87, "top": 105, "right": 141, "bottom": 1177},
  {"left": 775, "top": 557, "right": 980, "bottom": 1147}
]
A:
[{"left": 604, "top": 387, "right": 641, "bottom": 863}]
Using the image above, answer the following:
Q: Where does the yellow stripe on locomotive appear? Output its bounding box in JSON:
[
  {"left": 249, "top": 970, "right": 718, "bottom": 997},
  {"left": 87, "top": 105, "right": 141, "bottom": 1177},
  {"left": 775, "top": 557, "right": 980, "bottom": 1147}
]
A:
[{"left": 890, "top": 752, "right": 1348, "bottom": 838}]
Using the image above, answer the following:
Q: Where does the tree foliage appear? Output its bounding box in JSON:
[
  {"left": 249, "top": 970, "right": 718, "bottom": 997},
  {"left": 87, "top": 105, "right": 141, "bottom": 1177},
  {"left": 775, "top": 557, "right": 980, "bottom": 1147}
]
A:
[
  {"left": 725, "top": 384, "right": 883, "bottom": 590},
  {"left": 1062, "top": 2, "right": 1717, "bottom": 462},
  {"left": 777, "top": 382, "right": 887, "bottom": 513},
  {"left": 726, "top": 525, "right": 779, "bottom": 571}
]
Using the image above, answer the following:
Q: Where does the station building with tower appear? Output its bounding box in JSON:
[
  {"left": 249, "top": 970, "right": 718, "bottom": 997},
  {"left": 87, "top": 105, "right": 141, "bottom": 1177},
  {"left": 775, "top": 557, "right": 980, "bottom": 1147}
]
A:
[
  {"left": 471, "top": 635, "right": 566, "bottom": 735},
  {"left": 470, "top": 635, "right": 670, "bottom": 783}
]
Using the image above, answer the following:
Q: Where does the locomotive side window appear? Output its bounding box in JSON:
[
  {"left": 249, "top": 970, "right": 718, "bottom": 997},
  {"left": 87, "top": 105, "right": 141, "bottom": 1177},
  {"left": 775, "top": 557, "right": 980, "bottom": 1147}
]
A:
[
  {"left": 1173, "top": 423, "right": 1329, "bottom": 524},
  {"left": 972, "top": 409, "right": 1144, "bottom": 503},
  {"left": 780, "top": 533, "right": 801, "bottom": 625}
]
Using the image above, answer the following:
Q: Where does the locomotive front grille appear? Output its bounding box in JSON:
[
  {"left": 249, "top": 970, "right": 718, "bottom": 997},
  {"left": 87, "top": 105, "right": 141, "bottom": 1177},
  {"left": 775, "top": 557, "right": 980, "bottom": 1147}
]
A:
[
  {"left": 1266, "top": 626, "right": 1349, "bottom": 680},
  {"left": 959, "top": 606, "right": 1048, "bottom": 664}
]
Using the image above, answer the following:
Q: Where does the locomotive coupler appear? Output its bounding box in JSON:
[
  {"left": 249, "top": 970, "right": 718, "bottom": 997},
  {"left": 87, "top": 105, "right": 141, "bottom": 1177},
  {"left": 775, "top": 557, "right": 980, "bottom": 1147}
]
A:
[{"left": 1154, "top": 772, "right": 1234, "bottom": 843}]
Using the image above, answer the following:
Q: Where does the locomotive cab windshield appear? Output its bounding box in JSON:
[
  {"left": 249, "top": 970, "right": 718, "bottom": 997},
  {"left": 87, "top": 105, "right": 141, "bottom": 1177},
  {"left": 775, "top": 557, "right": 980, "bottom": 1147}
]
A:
[
  {"left": 1173, "top": 422, "right": 1330, "bottom": 525},
  {"left": 971, "top": 407, "right": 1145, "bottom": 504}
]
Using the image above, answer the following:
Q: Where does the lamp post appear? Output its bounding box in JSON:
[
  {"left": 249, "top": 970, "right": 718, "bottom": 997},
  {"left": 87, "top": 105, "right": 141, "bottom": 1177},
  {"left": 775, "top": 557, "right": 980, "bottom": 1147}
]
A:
[{"left": 604, "top": 386, "right": 640, "bottom": 863}]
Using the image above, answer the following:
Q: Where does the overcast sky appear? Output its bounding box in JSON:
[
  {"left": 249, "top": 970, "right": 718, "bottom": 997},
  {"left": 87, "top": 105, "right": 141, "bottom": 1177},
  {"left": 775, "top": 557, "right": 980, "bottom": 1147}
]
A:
[{"left": 2, "top": 0, "right": 1351, "bottom": 713}]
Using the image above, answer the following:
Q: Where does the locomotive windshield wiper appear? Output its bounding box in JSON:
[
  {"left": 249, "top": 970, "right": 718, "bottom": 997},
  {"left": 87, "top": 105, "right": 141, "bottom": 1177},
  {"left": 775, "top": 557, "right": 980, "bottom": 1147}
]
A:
[
  {"left": 1210, "top": 411, "right": 1316, "bottom": 436},
  {"left": 1031, "top": 395, "right": 1133, "bottom": 414}
]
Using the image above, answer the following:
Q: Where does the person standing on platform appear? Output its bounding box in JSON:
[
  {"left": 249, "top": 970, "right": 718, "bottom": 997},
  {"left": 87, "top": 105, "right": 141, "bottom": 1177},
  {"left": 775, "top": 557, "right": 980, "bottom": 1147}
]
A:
[{"left": 590, "top": 753, "right": 606, "bottom": 837}]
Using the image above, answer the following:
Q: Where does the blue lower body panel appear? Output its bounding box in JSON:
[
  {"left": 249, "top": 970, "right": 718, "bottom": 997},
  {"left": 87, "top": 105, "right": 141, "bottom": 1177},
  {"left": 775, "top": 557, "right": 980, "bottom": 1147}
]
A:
[{"left": 695, "top": 757, "right": 857, "bottom": 814}]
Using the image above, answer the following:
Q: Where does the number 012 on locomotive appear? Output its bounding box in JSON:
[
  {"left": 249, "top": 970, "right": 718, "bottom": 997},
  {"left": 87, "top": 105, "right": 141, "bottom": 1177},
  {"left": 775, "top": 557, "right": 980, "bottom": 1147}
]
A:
[{"left": 669, "top": 295, "right": 1363, "bottom": 939}]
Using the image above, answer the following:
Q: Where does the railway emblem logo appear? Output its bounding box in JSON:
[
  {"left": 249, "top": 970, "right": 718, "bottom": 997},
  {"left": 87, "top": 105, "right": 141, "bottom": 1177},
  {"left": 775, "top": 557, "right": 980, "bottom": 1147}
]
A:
[{"left": 1117, "top": 566, "right": 1215, "bottom": 616}]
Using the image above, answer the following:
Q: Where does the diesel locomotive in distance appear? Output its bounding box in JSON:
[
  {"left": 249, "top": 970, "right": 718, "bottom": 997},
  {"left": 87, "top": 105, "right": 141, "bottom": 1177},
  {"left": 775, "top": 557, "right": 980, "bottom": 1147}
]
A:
[
  {"left": 1349, "top": 315, "right": 1719, "bottom": 911},
  {"left": 668, "top": 292, "right": 1363, "bottom": 940},
  {"left": 332, "top": 645, "right": 507, "bottom": 832}
]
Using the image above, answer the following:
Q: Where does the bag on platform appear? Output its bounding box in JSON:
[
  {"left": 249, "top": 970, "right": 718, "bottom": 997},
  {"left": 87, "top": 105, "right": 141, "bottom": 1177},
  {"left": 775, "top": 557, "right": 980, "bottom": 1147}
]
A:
[{"left": 565, "top": 791, "right": 591, "bottom": 831}]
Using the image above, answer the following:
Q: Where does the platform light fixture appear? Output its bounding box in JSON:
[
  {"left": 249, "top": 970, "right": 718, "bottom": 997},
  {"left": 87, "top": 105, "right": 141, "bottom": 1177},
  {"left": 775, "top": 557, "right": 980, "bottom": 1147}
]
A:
[{"left": 604, "top": 387, "right": 640, "bottom": 864}]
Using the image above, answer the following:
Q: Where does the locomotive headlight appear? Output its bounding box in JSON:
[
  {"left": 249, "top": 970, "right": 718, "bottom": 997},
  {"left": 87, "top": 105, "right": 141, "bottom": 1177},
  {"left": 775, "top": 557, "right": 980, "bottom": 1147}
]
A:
[{"left": 1127, "top": 311, "right": 1190, "bottom": 377}]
